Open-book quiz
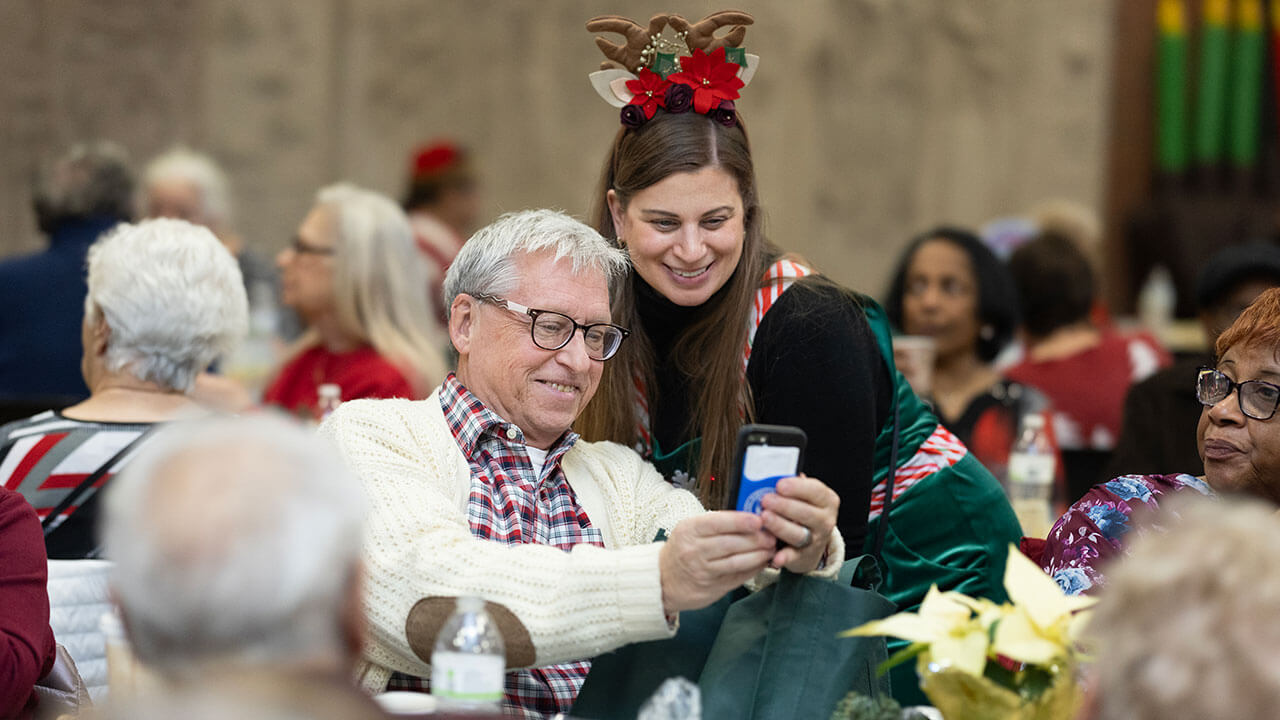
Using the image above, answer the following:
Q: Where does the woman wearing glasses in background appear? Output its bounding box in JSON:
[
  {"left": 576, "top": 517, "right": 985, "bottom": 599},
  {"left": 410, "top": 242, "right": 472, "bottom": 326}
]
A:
[
  {"left": 1037, "top": 287, "right": 1280, "bottom": 597},
  {"left": 264, "top": 183, "right": 448, "bottom": 420}
]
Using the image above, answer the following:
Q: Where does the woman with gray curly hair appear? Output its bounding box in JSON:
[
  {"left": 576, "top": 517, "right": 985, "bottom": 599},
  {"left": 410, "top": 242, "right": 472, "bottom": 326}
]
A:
[
  {"left": 263, "top": 183, "right": 446, "bottom": 419},
  {"left": 0, "top": 217, "right": 248, "bottom": 558},
  {"left": 1081, "top": 495, "right": 1280, "bottom": 720}
]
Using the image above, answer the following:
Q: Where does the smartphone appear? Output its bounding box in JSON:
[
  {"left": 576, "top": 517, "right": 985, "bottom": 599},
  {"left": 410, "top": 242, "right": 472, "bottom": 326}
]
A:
[{"left": 727, "top": 424, "right": 807, "bottom": 513}]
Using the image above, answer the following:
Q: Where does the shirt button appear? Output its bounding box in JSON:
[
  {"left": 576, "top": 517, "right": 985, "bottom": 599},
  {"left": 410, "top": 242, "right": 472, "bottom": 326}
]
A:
[{"left": 505, "top": 427, "right": 518, "bottom": 440}]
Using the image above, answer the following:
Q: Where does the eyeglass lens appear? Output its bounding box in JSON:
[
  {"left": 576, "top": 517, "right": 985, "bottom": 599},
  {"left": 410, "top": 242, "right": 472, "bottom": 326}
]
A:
[
  {"left": 530, "top": 312, "right": 624, "bottom": 360},
  {"left": 1197, "top": 369, "right": 1280, "bottom": 420}
]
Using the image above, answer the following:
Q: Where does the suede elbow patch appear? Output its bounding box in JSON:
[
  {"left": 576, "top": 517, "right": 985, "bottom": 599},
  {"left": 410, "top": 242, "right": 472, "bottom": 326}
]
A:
[{"left": 405, "top": 597, "right": 536, "bottom": 668}]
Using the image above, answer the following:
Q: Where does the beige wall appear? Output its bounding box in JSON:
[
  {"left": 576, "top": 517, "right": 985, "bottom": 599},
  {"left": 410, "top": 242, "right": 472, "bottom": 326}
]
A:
[{"left": 0, "top": 0, "right": 1113, "bottom": 300}]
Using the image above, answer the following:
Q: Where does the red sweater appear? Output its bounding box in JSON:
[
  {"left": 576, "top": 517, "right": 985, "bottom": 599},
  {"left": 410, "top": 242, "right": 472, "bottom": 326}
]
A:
[
  {"left": 1005, "top": 331, "right": 1170, "bottom": 451},
  {"left": 262, "top": 344, "right": 417, "bottom": 420},
  {"left": 0, "top": 488, "right": 55, "bottom": 718}
]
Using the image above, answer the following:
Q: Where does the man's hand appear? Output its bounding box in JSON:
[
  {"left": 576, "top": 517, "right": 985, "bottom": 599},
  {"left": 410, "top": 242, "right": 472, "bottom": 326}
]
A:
[
  {"left": 659, "top": 511, "right": 774, "bottom": 615},
  {"left": 759, "top": 474, "right": 839, "bottom": 573}
]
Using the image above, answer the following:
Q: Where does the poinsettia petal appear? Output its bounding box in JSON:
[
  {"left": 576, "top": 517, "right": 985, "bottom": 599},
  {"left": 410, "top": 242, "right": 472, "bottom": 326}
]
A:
[
  {"left": 918, "top": 587, "right": 975, "bottom": 625},
  {"left": 692, "top": 87, "right": 717, "bottom": 114},
  {"left": 992, "top": 606, "right": 1062, "bottom": 666},
  {"left": 841, "top": 613, "right": 949, "bottom": 644},
  {"left": 1004, "top": 545, "right": 1095, "bottom": 631},
  {"left": 932, "top": 628, "right": 989, "bottom": 676},
  {"left": 679, "top": 48, "right": 714, "bottom": 76}
]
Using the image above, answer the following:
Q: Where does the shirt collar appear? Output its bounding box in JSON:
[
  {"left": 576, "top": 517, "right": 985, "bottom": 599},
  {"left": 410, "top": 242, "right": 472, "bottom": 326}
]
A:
[{"left": 439, "top": 373, "right": 579, "bottom": 462}]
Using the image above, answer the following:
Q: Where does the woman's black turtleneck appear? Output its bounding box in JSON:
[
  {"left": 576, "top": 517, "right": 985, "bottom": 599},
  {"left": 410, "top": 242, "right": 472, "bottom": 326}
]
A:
[{"left": 633, "top": 274, "right": 891, "bottom": 553}]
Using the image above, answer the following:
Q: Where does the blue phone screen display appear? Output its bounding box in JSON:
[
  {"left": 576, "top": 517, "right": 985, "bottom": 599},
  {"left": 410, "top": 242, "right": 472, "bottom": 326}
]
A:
[{"left": 736, "top": 444, "right": 801, "bottom": 513}]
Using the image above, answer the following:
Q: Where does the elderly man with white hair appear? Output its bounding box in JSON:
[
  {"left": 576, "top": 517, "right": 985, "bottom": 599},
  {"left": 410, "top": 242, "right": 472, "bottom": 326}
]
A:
[
  {"left": 102, "top": 414, "right": 385, "bottom": 719},
  {"left": 0, "top": 217, "right": 247, "bottom": 559},
  {"left": 320, "top": 209, "right": 843, "bottom": 718}
]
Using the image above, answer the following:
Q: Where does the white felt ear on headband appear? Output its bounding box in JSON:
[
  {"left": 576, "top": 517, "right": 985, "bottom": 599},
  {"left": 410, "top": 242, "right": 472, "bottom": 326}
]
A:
[
  {"left": 588, "top": 54, "right": 759, "bottom": 109},
  {"left": 589, "top": 69, "right": 636, "bottom": 108}
]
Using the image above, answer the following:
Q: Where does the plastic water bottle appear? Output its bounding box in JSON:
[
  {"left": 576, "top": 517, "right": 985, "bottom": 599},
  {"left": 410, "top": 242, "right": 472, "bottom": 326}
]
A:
[
  {"left": 1007, "top": 414, "right": 1056, "bottom": 539},
  {"left": 1138, "top": 265, "right": 1176, "bottom": 340},
  {"left": 430, "top": 596, "right": 505, "bottom": 712},
  {"left": 316, "top": 383, "right": 342, "bottom": 423}
]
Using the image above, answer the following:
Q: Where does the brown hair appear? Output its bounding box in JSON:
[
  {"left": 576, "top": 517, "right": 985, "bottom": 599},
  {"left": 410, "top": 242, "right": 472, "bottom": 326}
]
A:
[
  {"left": 1215, "top": 286, "right": 1280, "bottom": 359},
  {"left": 575, "top": 110, "right": 780, "bottom": 509},
  {"left": 1007, "top": 231, "right": 1096, "bottom": 340}
]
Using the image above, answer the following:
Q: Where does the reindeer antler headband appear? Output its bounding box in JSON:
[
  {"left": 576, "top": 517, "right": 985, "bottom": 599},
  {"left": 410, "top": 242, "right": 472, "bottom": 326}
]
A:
[{"left": 586, "top": 10, "right": 758, "bottom": 129}]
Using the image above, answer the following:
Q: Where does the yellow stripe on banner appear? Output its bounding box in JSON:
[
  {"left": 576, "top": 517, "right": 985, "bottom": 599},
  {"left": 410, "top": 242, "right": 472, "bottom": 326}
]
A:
[
  {"left": 1205, "top": 0, "right": 1230, "bottom": 26},
  {"left": 1239, "top": 0, "right": 1263, "bottom": 30},
  {"left": 1159, "top": 0, "right": 1186, "bottom": 34},
  {"left": 1273, "top": 0, "right": 1280, "bottom": 32}
]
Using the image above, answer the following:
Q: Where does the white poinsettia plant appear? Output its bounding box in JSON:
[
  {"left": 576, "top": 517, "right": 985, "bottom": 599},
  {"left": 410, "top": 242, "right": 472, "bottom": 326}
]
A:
[{"left": 843, "top": 546, "right": 1095, "bottom": 718}]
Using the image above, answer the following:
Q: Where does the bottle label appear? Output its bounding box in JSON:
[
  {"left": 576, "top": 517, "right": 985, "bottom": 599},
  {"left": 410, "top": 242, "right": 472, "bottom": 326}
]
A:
[
  {"left": 1008, "top": 453, "right": 1054, "bottom": 489},
  {"left": 430, "top": 652, "right": 504, "bottom": 703}
]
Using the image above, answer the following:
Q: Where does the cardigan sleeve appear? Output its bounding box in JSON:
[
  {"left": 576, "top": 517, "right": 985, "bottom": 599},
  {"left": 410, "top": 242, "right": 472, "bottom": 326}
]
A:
[
  {"left": 0, "top": 489, "right": 55, "bottom": 718},
  {"left": 745, "top": 282, "right": 892, "bottom": 555},
  {"left": 318, "top": 399, "right": 675, "bottom": 684}
]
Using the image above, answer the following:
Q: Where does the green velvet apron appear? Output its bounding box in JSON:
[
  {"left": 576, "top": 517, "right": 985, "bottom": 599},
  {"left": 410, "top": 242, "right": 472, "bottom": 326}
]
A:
[{"left": 862, "top": 301, "right": 1023, "bottom": 705}]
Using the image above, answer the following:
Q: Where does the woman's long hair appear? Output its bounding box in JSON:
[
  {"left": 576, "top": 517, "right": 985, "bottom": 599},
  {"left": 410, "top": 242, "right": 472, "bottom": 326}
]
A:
[
  {"left": 576, "top": 111, "right": 780, "bottom": 509},
  {"left": 317, "top": 183, "right": 447, "bottom": 395}
]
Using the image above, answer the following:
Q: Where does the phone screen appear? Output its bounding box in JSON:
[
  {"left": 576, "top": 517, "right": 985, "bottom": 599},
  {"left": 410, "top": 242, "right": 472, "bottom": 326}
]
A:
[{"left": 736, "top": 443, "right": 801, "bottom": 513}]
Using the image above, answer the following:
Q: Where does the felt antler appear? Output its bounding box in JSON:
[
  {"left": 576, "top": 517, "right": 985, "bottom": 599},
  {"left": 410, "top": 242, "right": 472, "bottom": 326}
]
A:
[
  {"left": 669, "top": 10, "right": 753, "bottom": 52},
  {"left": 586, "top": 14, "right": 671, "bottom": 72}
]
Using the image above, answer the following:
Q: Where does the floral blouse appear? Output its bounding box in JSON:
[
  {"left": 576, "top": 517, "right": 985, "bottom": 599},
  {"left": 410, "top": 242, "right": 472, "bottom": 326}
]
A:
[{"left": 1041, "top": 473, "right": 1215, "bottom": 596}]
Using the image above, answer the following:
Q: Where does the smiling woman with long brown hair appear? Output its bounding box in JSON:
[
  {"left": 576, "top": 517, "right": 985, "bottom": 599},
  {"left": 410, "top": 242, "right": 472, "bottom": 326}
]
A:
[{"left": 574, "top": 12, "right": 1020, "bottom": 703}]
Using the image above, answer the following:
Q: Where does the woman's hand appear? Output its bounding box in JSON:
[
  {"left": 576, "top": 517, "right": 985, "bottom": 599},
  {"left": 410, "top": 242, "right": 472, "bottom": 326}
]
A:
[{"left": 758, "top": 474, "right": 840, "bottom": 573}]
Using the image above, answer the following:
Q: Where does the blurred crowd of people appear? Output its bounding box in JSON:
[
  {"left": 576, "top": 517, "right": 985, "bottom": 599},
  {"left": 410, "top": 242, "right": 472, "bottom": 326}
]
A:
[{"left": 3, "top": 18, "right": 1280, "bottom": 720}]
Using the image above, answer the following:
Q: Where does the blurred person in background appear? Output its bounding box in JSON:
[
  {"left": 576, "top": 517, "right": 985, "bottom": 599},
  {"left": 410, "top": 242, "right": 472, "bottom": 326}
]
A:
[
  {"left": 1108, "top": 243, "right": 1280, "bottom": 479},
  {"left": 0, "top": 142, "right": 134, "bottom": 406},
  {"left": 1005, "top": 232, "right": 1170, "bottom": 500},
  {"left": 101, "top": 414, "right": 383, "bottom": 719},
  {"left": 1036, "top": 288, "right": 1280, "bottom": 596},
  {"left": 1079, "top": 496, "right": 1280, "bottom": 720},
  {"left": 403, "top": 140, "right": 482, "bottom": 335},
  {"left": 140, "top": 146, "right": 301, "bottom": 341},
  {"left": 885, "top": 226, "right": 1051, "bottom": 483},
  {"left": 0, "top": 218, "right": 247, "bottom": 559},
  {"left": 263, "top": 183, "right": 447, "bottom": 420}
]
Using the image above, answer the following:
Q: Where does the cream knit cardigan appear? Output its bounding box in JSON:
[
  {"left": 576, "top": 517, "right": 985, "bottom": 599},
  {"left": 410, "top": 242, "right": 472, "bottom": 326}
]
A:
[{"left": 320, "top": 391, "right": 843, "bottom": 692}]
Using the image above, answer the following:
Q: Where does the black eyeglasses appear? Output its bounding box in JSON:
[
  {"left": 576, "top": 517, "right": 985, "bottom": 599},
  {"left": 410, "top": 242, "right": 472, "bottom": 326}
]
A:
[
  {"left": 290, "top": 235, "right": 335, "bottom": 256},
  {"left": 474, "top": 294, "right": 630, "bottom": 361},
  {"left": 1196, "top": 368, "right": 1280, "bottom": 420}
]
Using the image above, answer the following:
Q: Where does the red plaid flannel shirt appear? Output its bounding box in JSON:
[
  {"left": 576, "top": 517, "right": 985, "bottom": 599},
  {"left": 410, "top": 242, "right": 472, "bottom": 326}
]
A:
[{"left": 386, "top": 374, "right": 604, "bottom": 718}]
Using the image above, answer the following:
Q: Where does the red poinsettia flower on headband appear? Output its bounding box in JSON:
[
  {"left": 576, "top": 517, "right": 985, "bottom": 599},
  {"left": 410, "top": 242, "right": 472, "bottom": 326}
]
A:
[
  {"left": 625, "top": 68, "right": 671, "bottom": 119},
  {"left": 666, "top": 47, "right": 745, "bottom": 115}
]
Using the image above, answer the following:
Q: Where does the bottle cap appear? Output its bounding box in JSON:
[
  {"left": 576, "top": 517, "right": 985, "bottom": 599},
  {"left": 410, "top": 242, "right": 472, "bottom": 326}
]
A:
[
  {"left": 318, "top": 383, "right": 341, "bottom": 401},
  {"left": 1021, "top": 414, "right": 1045, "bottom": 429},
  {"left": 456, "top": 596, "right": 486, "bottom": 613}
]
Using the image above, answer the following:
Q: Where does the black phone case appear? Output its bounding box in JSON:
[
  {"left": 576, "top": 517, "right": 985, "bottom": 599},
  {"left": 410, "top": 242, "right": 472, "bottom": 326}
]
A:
[{"left": 726, "top": 423, "right": 807, "bottom": 511}]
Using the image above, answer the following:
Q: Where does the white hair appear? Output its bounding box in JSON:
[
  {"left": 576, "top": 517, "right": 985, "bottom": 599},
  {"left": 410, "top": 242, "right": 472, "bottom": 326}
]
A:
[
  {"left": 443, "top": 209, "right": 629, "bottom": 317},
  {"left": 314, "top": 182, "right": 447, "bottom": 391},
  {"left": 1087, "top": 495, "right": 1280, "bottom": 720},
  {"left": 142, "top": 147, "right": 233, "bottom": 228},
  {"left": 84, "top": 218, "right": 248, "bottom": 391},
  {"left": 103, "top": 414, "right": 366, "bottom": 673}
]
